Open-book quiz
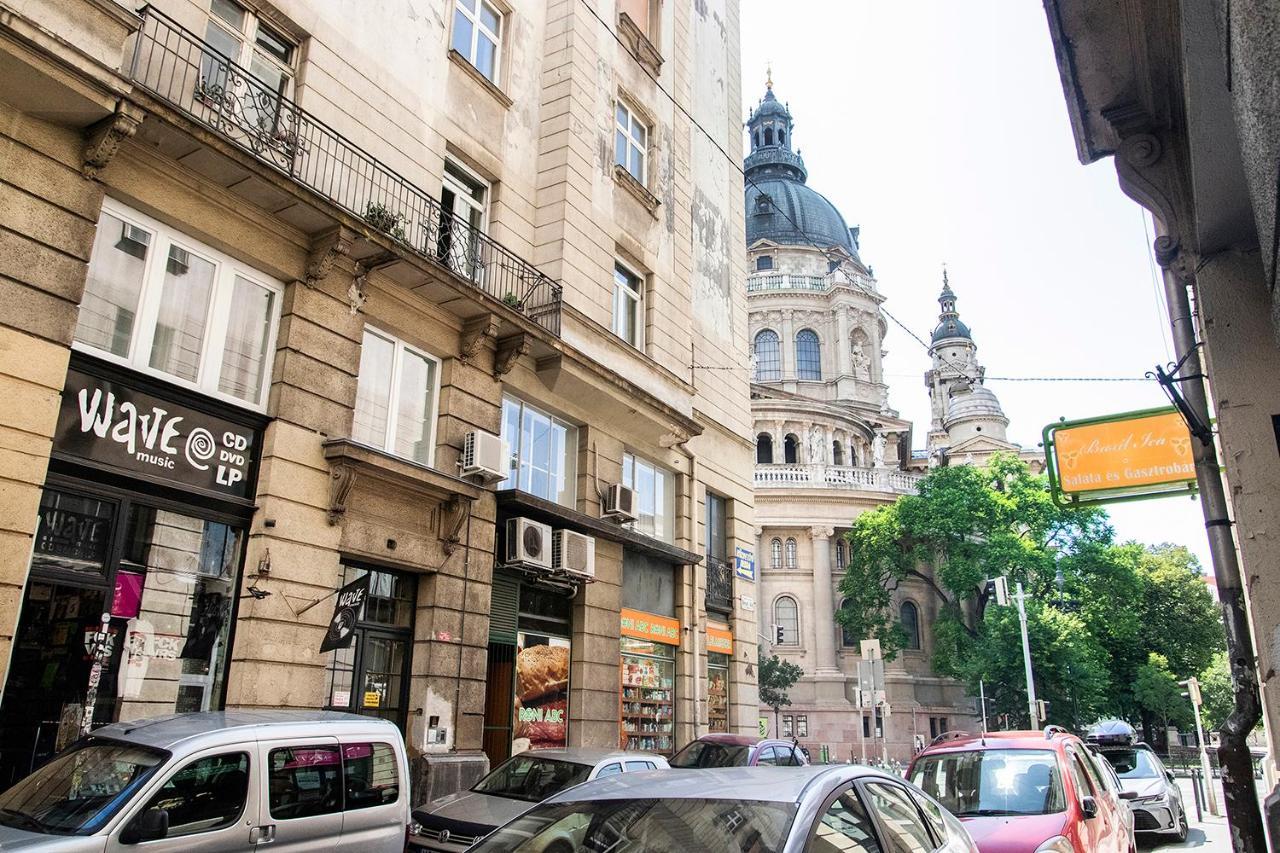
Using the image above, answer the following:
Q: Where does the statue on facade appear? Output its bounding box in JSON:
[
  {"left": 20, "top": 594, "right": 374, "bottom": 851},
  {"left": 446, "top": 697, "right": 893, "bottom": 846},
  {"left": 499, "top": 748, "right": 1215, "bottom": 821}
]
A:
[
  {"left": 872, "top": 431, "right": 887, "bottom": 467},
  {"left": 808, "top": 426, "right": 825, "bottom": 464},
  {"left": 851, "top": 340, "right": 871, "bottom": 381}
]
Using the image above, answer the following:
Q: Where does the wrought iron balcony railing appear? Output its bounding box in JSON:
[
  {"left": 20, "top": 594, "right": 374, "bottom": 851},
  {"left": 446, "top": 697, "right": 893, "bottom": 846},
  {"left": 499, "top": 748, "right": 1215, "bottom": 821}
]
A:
[
  {"left": 705, "top": 555, "right": 733, "bottom": 616},
  {"left": 128, "top": 7, "right": 561, "bottom": 335}
]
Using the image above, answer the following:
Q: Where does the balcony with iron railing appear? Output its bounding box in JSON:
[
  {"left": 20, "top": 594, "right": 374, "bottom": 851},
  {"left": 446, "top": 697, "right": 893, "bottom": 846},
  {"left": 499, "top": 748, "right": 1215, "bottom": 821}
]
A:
[
  {"left": 705, "top": 556, "right": 734, "bottom": 616},
  {"left": 126, "top": 6, "right": 561, "bottom": 334},
  {"left": 754, "top": 464, "right": 923, "bottom": 495}
]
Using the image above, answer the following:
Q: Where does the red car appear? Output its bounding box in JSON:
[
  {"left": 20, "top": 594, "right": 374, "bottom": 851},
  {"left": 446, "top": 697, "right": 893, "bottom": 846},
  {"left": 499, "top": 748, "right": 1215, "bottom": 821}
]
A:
[
  {"left": 907, "top": 727, "right": 1135, "bottom": 853},
  {"left": 668, "top": 733, "right": 810, "bottom": 767}
]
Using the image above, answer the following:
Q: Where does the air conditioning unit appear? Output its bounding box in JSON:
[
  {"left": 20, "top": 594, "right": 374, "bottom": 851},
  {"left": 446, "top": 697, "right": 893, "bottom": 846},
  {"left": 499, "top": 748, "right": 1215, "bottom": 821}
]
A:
[
  {"left": 461, "top": 430, "right": 506, "bottom": 482},
  {"left": 505, "top": 517, "right": 552, "bottom": 570},
  {"left": 602, "top": 483, "right": 637, "bottom": 522},
  {"left": 553, "top": 529, "right": 596, "bottom": 579}
]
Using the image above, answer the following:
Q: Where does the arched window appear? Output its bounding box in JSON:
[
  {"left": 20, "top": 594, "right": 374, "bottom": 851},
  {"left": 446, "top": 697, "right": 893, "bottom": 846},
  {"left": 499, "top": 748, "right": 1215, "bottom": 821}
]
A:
[
  {"left": 764, "top": 126, "right": 774, "bottom": 146},
  {"left": 774, "top": 595, "right": 799, "bottom": 645},
  {"left": 778, "top": 130, "right": 786, "bottom": 145},
  {"left": 832, "top": 440, "right": 844, "bottom": 466},
  {"left": 796, "top": 329, "right": 821, "bottom": 380},
  {"left": 770, "top": 538, "right": 783, "bottom": 569},
  {"left": 783, "top": 434, "right": 799, "bottom": 464},
  {"left": 839, "top": 598, "right": 857, "bottom": 647},
  {"left": 836, "top": 538, "right": 847, "bottom": 569},
  {"left": 900, "top": 601, "right": 921, "bottom": 650},
  {"left": 756, "top": 433, "right": 774, "bottom": 464},
  {"left": 784, "top": 537, "right": 797, "bottom": 569},
  {"left": 754, "top": 330, "right": 781, "bottom": 381}
]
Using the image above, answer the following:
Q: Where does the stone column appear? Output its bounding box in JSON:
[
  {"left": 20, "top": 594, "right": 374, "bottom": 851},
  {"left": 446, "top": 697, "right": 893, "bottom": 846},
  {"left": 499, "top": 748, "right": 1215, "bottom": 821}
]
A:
[
  {"left": 836, "top": 308, "right": 852, "bottom": 377},
  {"left": 810, "top": 526, "right": 838, "bottom": 672},
  {"left": 780, "top": 310, "right": 795, "bottom": 379}
]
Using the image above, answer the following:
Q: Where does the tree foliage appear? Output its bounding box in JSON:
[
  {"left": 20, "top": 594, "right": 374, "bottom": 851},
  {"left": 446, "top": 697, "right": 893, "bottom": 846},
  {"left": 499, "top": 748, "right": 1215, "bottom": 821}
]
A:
[
  {"left": 758, "top": 649, "right": 803, "bottom": 713},
  {"left": 1198, "top": 652, "right": 1234, "bottom": 732},
  {"left": 1134, "top": 653, "right": 1192, "bottom": 732},
  {"left": 837, "top": 453, "right": 1225, "bottom": 731}
]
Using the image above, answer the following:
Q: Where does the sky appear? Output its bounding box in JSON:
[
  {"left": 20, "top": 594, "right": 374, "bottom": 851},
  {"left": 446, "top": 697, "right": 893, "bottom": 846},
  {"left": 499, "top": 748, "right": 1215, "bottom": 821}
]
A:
[{"left": 739, "top": 1, "right": 1213, "bottom": 571}]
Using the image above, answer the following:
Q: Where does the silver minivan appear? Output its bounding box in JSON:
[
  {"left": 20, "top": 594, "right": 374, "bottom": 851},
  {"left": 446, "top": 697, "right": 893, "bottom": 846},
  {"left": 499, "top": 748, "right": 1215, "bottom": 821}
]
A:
[{"left": 0, "top": 710, "right": 410, "bottom": 852}]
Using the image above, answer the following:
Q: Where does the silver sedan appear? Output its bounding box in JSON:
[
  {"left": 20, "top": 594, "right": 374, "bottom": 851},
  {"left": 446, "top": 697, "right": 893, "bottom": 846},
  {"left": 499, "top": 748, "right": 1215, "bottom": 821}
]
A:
[{"left": 467, "top": 764, "right": 978, "bottom": 853}]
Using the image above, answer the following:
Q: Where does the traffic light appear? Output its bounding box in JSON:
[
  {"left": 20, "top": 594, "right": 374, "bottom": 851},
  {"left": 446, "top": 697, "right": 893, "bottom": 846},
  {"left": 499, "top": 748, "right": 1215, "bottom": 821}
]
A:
[
  {"left": 1036, "top": 699, "right": 1049, "bottom": 724},
  {"left": 775, "top": 624, "right": 785, "bottom": 645},
  {"left": 1181, "top": 677, "right": 1202, "bottom": 705},
  {"left": 984, "top": 576, "right": 1010, "bottom": 606}
]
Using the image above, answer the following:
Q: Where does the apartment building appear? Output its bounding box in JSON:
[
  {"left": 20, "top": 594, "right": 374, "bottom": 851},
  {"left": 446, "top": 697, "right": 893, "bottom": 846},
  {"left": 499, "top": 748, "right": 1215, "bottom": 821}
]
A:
[{"left": 0, "top": 0, "right": 753, "bottom": 799}]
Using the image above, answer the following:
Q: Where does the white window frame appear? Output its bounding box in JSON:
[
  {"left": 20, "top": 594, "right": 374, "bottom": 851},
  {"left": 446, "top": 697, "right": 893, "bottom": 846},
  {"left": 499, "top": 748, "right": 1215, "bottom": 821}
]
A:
[
  {"left": 615, "top": 99, "right": 648, "bottom": 183},
  {"left": 500, "top": 394, "right": 578, "bottom": 507},
  {"left": 205, "top": 0, "right": 296, "bottom": 94},
  {"left": 353, "top": 326, "right": 442, "bottom": 467},
  {"left": 442, "top": 159, "right": 489, "bottom": 233},
  {"left": 622, "top": 451, "right": 674, "bottom": 542},
  {"left": 612, "top": 261, "right": 644, "bottom": 349},
  {"left": 75, "top": 198, "right": 283, "bottom": 412},
  {"left": 452, "top": 0, "right": 504, "bottom": 84}
]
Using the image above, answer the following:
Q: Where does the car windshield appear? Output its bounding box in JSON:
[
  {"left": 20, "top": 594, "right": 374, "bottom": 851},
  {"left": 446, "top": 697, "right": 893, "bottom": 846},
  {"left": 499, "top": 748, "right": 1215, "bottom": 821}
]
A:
[
  {"left": 669, "top": 741, "right": 751, "bottom": 768},
  {"left": 1100, "top": 748, "right": 1162, "bottom": 779},
  {"left": 472, "top": 755, "right": 592, "bottom": 802},
  {"left": 470, "top": 797, "right": 797, "bottom": 853},
  {"left": 910, "top": 748, "right": 1067, "bottom": 817},
  {"left": 0, "top": 739, "right": 166, "bottom": 835}
]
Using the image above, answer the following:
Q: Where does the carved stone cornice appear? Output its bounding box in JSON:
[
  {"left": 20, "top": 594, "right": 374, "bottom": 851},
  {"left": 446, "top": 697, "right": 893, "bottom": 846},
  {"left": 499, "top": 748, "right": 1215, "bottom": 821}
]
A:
[
  {"left": 617, "top": 12, "right": 663, "bottom": 75},
  {"left": 82, "top": 103, "right": 143, "bottom": 179},
  {"left": 438, "top": 495, "right": 473, "bottom": 556},
  {"left": 458, "top": 315, "right": 499, "bottom": 365},
  {"left": 659, "top": 425, "right": 691, "bottom": 449},
  {"left": 327, "top": 463, "right": 357, "bottom": 525},
  {"left": 494, "top": 333, "right": 531, "bottom": 378},
  {"left": 302, "top": 227, "right": 354, "bottom": 289},
  {"left": 1104, "top": 103, "right": 1190, "bottom": 249}
]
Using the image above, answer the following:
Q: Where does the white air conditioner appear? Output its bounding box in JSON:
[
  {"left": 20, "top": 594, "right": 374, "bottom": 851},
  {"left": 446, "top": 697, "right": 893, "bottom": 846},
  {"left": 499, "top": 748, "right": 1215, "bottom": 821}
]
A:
[
  {"left": 461, "top": 430, "right": 506, "bottom": 482},
  {"left": 602, "top": 483, "right": 637, "bottom": 522},
  {"left": 505, "top": 517, "right": 552, "bottom": 569},
  {"left": 553, "top": 529, "right": 596, "bottom": 579}
]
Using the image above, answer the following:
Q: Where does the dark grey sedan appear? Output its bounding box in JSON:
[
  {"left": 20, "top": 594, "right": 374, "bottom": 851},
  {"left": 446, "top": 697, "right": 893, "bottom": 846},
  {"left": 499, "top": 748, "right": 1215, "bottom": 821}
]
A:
[{"left": 467, "top": 765, "right": 978, "bottom": 853}]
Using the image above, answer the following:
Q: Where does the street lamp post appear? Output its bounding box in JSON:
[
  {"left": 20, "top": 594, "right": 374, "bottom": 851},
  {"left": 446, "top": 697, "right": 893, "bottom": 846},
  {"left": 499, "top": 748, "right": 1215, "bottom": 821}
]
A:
[
  {"left": 1014, "top": 581, "right": 1039, "bottom": 728},
  {"left": 1183, "top": 676, "right": 1221, "bottom": 817}
]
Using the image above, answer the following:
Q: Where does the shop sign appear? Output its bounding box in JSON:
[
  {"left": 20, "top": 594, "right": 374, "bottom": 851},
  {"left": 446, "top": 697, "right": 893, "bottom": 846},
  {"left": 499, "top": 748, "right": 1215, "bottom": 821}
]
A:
[
  {"left": 362, "top": 691, "right": 381, "bottom": 708},
  {"left": 319, "top": 574, "right": 370, "bottom": 653},
  {"left": 332, "top": 690, "right": 350, "bottom": 708},
  {"left": 706, "top": 624, "right": 733, "bottom": 655},
  {"left": 758, "top": 718, "right": 769, "bottom": 738},
  {"left": 55, "top": 368, "right": 258, "bottom": 501},
  {"left": 734, "top": 546, "right": 755, "bottom": 581},
  {"left": 620, "top": 608, "right": 680, "bottom": 645},
  {"left": 514, "top": 635, "right": 569, "bottom": 752},
  {"left": 740, "top": 594, "right": 756, "bottom": 613},
  {"left": 1043, "top": 407, "right": 1197, "bottom": 506}
]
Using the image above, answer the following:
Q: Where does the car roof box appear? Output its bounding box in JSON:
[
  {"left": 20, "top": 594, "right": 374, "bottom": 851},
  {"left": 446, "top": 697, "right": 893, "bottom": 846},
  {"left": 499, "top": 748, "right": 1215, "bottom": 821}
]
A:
[{"left": 1085, "top": 719, "right": 1137, "bottom": 745}]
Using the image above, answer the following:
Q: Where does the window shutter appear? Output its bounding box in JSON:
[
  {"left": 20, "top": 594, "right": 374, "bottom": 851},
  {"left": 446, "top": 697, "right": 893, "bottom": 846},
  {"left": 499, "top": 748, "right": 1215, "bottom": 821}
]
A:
[{"left": 488, "top": 572, "right": 519, "bottom": 644}]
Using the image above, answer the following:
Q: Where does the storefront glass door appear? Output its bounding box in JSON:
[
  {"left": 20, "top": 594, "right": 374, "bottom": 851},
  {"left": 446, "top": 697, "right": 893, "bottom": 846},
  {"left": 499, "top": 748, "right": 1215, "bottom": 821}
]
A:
[{"left": 324, "top": 565, "right": 415, "bottom": 729}]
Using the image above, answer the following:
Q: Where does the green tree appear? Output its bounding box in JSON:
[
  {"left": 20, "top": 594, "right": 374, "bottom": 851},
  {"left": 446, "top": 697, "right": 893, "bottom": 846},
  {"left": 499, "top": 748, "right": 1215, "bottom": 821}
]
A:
[
  {"left": 1198, "top": 652, "right": 1234, "bottom": 732},
  {"left": 758, "top": 649, "right": 803, "bottom": 736},
  {"left": 1137, "top": 544, "right": 1223, "bottom": 676},
  {"left": 1134, "top": 653, "right": 1192, "bottom": 742}
]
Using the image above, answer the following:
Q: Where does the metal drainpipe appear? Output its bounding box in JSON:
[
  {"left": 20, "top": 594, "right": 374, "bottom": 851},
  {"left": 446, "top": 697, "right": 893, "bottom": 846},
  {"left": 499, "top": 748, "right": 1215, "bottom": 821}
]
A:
[
  {"left": 683, "top": 449, "right": 704, "bottom": 741},
  {"left": 1154, "top": 230, "right": 1266, "bottom": 851}
]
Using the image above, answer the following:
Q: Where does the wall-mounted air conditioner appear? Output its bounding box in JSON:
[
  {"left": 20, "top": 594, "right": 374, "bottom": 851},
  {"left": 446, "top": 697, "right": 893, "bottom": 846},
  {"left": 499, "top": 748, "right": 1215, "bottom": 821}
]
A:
[
  {"left": 505, "top": 517, "right": 552, "bottom": 569},
  {"left": 553, "top": 529, "right": 596, "bottom": 579},
  {"left": 461, "top": 430, "right": 507, "bottom": 482},
  {"left": 602, "top": 483, "right": 637, "bottom": 522}
]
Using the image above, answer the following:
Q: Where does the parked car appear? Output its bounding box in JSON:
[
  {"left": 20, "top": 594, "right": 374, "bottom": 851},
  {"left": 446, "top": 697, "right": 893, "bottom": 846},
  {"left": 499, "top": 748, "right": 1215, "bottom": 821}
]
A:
[
  {"left": 466, "top": 764, "right": 977, "bottom": 853},
  {"left": 669, "top": 734, "right": 809, "bottom": 768},
  {"left": 409, "top": 748, "right": 667, "bottom": 852},
  {"left": 1092, "top": 742, "right": 1187, "bottom": 842},
  {"left": 908, "top": 727, "right": 1136, "bottom": 853},
  {"left": 0, "top": 710, "right": 411, "bottom": 852}
]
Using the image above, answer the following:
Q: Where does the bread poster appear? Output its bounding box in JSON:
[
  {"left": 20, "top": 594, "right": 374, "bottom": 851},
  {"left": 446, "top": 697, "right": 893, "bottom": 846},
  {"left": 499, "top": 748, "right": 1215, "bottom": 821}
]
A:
[{"left": 512, "top": 635, "right": 570, "bottom": 753}]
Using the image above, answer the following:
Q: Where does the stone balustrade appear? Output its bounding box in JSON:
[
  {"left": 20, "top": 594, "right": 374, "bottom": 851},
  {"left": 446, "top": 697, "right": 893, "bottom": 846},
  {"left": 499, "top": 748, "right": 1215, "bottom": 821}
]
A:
[{"left": 754, "top": 464, "right": 922, "bottom": 494}]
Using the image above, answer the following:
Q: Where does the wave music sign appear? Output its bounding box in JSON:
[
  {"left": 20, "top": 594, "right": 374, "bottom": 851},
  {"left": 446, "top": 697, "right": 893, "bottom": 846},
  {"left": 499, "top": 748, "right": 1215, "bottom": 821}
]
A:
[{"left": 1043, "top": 407, "right": 1197, "bottom": 507}]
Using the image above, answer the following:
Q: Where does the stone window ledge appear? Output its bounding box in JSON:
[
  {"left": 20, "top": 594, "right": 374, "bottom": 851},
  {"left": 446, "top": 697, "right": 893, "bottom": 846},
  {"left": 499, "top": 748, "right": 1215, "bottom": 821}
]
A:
[
  {"left": 617, "top": 12, "right": 663, "bottom": 75},
  {"left": 448, "top": 48, "right": 514, "bottom": 109},
  {"left": 614, "top": 164, "right": 661, "bottom": 216}
]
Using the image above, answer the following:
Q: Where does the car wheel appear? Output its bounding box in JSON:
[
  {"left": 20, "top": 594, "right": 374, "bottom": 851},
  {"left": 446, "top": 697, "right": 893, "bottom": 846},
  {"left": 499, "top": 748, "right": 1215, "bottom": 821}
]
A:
[
  {"left": 1173, "top": 806, "right": 1189, "bottom": 843},
  {"left": 543, "top": 842, "right": 574, "bottom": 853}
]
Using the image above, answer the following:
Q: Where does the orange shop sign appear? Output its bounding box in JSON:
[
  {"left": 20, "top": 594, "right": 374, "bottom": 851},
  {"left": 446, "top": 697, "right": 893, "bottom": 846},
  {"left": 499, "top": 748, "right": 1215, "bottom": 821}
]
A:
[
  {"left": 620, "top": 608, "right": 680, "bottom": 645},
  {"left": 1043, "top": 407, "right": 1197, "bottom": 506},
  {"left": 706, "top": 625, "right": 733, "bottom": 655}
]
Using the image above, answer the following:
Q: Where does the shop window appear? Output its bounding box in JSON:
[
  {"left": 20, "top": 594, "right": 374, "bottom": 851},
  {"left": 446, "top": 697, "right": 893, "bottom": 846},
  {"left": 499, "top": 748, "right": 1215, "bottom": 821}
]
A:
[
  {"left": 708, "top": 649, "right": 729, "bottom": 733},
  {"left": 900, "top": 601, "right": 921, "bottom": 650},
  {"left": 620, "top": 632, "right": 676, "bottom": 755},
  {"left": 137, "top": 752, "right": 249, "bottom": 837},
  {"left": 773, "top": 595, "right": 798, "bottom": 645},
  {"left": 437, "top": 160, "right": 489, "bottom": 280},
  {"left": 615, "top": 99, "right": 648, "bottom": 183},
  {"left": 352, "top": 327, "right": 440, "bottom": 466},
  {"left": 785, "top": 538, "right": 797, "bottom": 569},
  {"left": 512, "top": 584, "right": 572, "bottom": 753},
  {"left": 612, "top": 262, "right": 644, "bottom": 349},
  {"left": 753, "top": 329, "right": 781, "bottom": 381},
  {"left": 325, "top": 565, "right": 416, "bottom": 727},
  {"left": 451, "top": 0, "right": 503, "bottom": 83},
  {"left": 796, "top": 715, "right": 808, "bottom": 738},
  {"left": 76, "top": 202, "right": 281, "bottom": 409},
  {"left": 622, "top": 452, "right": 673, "bottom": 541},
  {"left": 796, "top": 329, "right": 822, "bottom": 380},
  {"left": 756, "top": 433, "right": 773, "bottom": 464},
  {"left": 499, "top": 396, "right": 577, "bottom": 507},
  {"left": 770, "top": 538, "right": 782, "bottom": 569}
]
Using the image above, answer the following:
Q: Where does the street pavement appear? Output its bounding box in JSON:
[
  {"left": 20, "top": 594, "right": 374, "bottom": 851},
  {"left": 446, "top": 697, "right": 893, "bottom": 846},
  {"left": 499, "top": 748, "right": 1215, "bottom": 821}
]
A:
[{"left": 1139, "top": 776, "right": 1258, "bottom": 851}]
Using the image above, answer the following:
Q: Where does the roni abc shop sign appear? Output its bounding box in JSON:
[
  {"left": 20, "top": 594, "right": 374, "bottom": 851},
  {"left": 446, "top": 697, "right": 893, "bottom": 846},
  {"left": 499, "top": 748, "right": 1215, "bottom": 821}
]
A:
[{"left": 1043, "top": 407, "right": 1197, "bottom": 507}]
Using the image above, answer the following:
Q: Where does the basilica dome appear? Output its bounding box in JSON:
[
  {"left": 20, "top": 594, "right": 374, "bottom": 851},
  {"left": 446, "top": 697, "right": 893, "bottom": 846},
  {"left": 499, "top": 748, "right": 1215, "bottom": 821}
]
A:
[
  {"left": 743, "top": 84, "right": 859, "bottom": 258},
  {"left": 943, "top": 384, "right": 1008, "bottom": 429}
]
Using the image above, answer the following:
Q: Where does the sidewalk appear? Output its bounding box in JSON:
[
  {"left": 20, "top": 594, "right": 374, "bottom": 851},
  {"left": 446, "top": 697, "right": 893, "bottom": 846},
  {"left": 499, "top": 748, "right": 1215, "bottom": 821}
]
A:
[{"left": 1142, "top": 776, "right": 1260, "bottom": 851}]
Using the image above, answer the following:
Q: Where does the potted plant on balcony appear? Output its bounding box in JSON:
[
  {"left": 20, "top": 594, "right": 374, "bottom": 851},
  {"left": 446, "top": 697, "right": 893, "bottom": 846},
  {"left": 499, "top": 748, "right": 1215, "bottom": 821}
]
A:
[
  {"left": 502, "top": 292, "right": 523, "bottom": 310},
  {"left": 365, "top": 202, "right": 406, "bottom": 241}
]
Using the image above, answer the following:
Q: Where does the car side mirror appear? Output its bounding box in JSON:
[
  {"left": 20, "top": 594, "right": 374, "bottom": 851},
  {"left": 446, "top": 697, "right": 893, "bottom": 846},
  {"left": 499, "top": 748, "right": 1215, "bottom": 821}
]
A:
[
  {"left": 1119, "top": 790, "right": 1138, "bottom": 800},
  {"left": 121, "top": 808, "right": 169, "bottom": 844},
  {"left": 1081, "top": 796, "right": 1099, "bottom": 819},
  {"left": 1166, "top": 769, "right": 1176, "bottom": 782}
]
